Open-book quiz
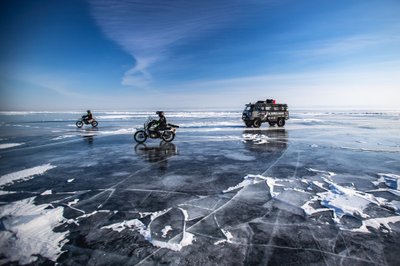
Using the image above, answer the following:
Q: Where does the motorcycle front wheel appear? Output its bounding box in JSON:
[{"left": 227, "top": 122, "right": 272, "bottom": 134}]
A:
[
  {"left": 76, "top": 121, "right": 83, "bottom": 128},
  {"left": 162, "top": 131, "right": 175, "bottom": 142},
  {"left": 134, "top": 130, "right": 147, "bottom": 143}
]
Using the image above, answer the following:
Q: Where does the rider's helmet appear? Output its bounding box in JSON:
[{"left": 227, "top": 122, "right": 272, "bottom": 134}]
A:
[
  {"left": 87, "top": 110, "right": 91, "bottom": 113},
  {"left": 156, "top": 111, "right": 164, "bottom": 117}
]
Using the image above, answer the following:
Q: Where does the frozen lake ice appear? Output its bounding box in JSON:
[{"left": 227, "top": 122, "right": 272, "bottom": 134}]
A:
[{"left": 0, "top": 110, "right": 400, "bottom": 265}]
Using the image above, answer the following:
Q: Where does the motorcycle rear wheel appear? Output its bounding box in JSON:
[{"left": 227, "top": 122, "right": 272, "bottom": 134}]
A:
[
  {"left": 162, "top": 131, "right": 175, "bottom": 142},
  {"left": 91, "top": 121, "right": 98, "bottom": 127},
  {"left": 134, "top": 130, "right": 147, "bottom": 143}
]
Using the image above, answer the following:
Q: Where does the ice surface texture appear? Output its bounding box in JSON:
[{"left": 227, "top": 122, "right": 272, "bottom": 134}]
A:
[{"left": 0, "top": 110, "right": 399, "bottom": 265}]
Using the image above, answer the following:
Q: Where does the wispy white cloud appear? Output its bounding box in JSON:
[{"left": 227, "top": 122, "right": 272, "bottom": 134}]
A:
[
  {"left": 88, "top": 0, "right": 268, "bottom": 87},
  {"left": 285, "top": 34, "right": 400, "bottom": 58},
  {"left": 120, "top": 56, "right": 156, "bottom": 87}
]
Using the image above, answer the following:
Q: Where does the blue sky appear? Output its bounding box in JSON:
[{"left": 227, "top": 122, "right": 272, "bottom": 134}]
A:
[{"left": 1, "top": 0, "right": 399, "bottom": 110}]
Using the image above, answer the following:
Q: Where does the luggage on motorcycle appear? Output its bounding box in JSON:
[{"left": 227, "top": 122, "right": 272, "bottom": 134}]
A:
[{"left": 168, "top": 123, "right": 179, "bottom": 128}]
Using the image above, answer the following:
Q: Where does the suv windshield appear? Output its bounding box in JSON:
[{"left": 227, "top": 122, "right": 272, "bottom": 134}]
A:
[{"left": 244, "top": 105, "right": 253, "bottom": 112}]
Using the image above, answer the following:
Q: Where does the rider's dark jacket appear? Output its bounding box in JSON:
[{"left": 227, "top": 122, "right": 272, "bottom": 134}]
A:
[
  {"left": 158, "top": 116, "right": 167, "bottom": 129},
  {"left": 83, "top": 113, "right": 93, "bottom": 120}
]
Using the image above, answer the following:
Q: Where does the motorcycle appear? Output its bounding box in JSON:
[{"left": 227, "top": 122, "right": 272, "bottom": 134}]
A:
[
  {"left": 76, "top": 117, "right": 98, "bottom": 128},
  {"left": 134, "top": 116, "right": 179, "bottom": 143}
]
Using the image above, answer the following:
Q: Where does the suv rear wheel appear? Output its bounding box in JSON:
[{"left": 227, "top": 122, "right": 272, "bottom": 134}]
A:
[
  {"left": 253, "top": 119, "right": 261, "bottom": 128},
  {"left": 277, "top": 118, "right": 285, "bottom": 127}
]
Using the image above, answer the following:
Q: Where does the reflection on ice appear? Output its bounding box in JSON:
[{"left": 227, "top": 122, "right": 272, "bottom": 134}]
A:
[
  {"left": 135, "top": 142, "right": 177, "bottom": 163},
  {"left": 242, "top": 129, "right": 288, "bottom": 151},
  {"left": 135, "top": 142, "right": 178, "bottom": 170},
  {"left": 80, "top": 127, "right": 98, "bottom": 144}
]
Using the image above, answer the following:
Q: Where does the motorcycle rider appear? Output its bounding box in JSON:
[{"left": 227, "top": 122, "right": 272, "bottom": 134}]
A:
[
  {"left": 82, "top": 110, "right": 93, "bottom": 123},
  {"left": 155, "top": 111, "right": 167, "bottom": 130},
  {"left": 148, "top": 111, "right": 167, "bottom": 134}
]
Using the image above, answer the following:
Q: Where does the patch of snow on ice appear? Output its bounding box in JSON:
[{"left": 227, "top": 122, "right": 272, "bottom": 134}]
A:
[
  {"left": 214, "top": 228, "right": 234, "bottom": 245},
  {"left": 312, "top": 181, "right": 326, "bottom": 189},
  {"left": 387, "top": 200, "right": 400, "bottom": 213},
  {"left": 0, "top": 143, "right": 24, "bottom": 149},
  {"left": 67, "top": 178, "right": 75, "bottom": 183},
  {"left": 319, "top": 188, "right": 372, "bottom": 221},
  {"left": 222, "top": 228, "right": 233, "bottom": 242},
  {"left": 151, "top": 235, "right": 195, "bottom": 252},
  {"left": 102, "top": 208, "right": 195, "bottom": 251},
  {"left": 102, "top": 219, "right": 148, "bottom": 236},
  {"left": 301, "top": 195, "right": 325, "bottom": 216},
  {"left": 177, "top": 207, "right": 196, "bottom": 249},
  {"left": 68, "top": 199, "right": 79, "bottom": 206},
  {"left": 223, "top": 179, "right": 254, "bottom": 193},
  {"left": 41, "top": 190, "right": 52, "bottom": 195},
  {"left": 214, "top": 239, "right": 226, "bottom": 245},
  {"left": 225, "top": 167, "right": 400, "bottom": 234},
  {"left": 161, "top": 225, "right": 172, "bottom": 238},
  {"left": 148, "top": 208, "right": 172, "bottom": 222},
  {"left": 0, "top": 197, "right": 67, "bottom": 264},
  {"left": 265, "top": 177, "right": 279, "bottom": 197},
  {"left": 351, "top": 216, "right": 400, "bottom": 233},
  {"left": 178, "top": 231, "right": 195, "bottom": 249},
  {"left": 377, "top": 173, "right": 400, "bottom": 190},
  {"left": 0, "top": 163, "right": 56, "bottom": 187},
  {"left": 307, "top": 168, "right": 336, "bottom": 177},
  {"left": 302, "top": 170, "right": 392, "bottom": 227},
  {"left": 223, "top": 174, "right": 279, "bottom": 197},
  {"left": 223, "top": 175, "right": 262, "bottom": 193}
]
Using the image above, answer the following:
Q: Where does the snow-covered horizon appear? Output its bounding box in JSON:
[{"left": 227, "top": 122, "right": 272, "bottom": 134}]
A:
[{"left": 1, "top": 107, "right": 400, "bottom": 114}]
